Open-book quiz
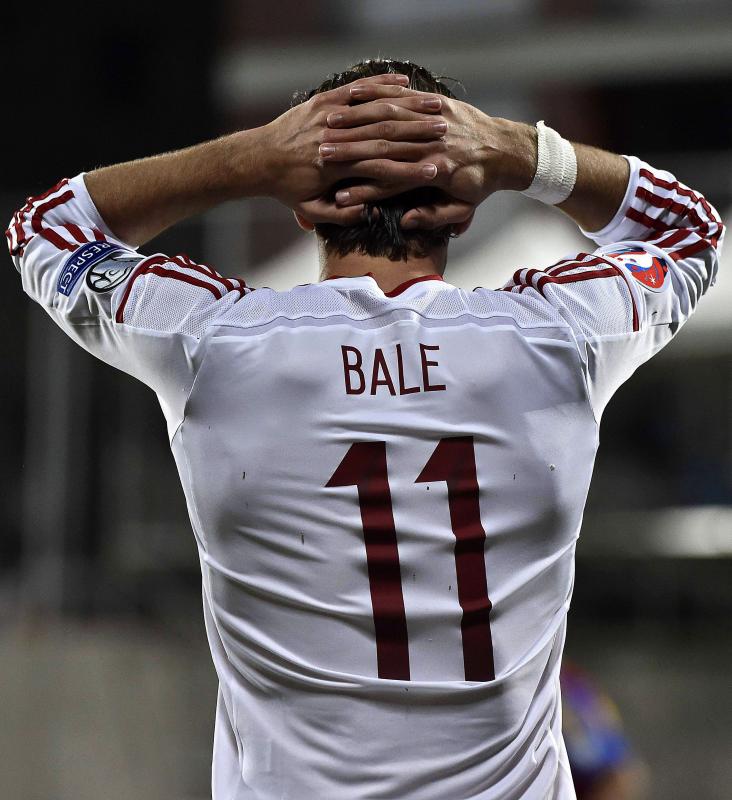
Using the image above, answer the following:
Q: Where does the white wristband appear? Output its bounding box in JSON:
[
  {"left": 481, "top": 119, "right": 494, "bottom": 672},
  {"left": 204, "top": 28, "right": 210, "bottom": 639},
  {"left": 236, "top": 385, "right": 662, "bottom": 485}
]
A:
[{"left": 522, "top": 121, "right": 577, "bottom": 205}]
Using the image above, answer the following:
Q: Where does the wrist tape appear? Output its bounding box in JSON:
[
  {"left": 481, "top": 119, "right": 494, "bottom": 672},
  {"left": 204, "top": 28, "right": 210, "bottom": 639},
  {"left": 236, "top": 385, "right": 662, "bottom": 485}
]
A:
[{"left": 522, "top": 121, "right": 577, "bottom": 205}]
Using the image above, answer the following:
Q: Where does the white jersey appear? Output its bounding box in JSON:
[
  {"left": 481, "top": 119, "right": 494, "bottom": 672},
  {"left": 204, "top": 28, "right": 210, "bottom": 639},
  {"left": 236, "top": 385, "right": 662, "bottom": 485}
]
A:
[{"left": 7, "top": 157, "right": 723, "bottom": 799}]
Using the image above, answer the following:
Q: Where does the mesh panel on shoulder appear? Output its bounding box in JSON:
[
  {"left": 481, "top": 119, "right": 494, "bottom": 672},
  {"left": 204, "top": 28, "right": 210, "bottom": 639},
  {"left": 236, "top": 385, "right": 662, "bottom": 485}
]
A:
[
  {"left": 219, "top": 282, "right": 565, "bottom": 332},
  {"left": 542, "top": 274, "right": 633, "bottom": 337},
  {"left": 120, "top": 271, "right": 245, "bottom": 338},
  {"left": 449, "top": 288, "right": 562, "bottom": 328}
]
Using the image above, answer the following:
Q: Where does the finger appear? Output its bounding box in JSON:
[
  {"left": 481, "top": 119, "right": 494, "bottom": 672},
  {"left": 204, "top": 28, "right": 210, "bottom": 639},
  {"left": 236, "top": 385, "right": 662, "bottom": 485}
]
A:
[
  {"left": 327, "top": 98, "right": 443, "bottom": 128},
  {"left": 318, "top": 74, "right": 410, "bottom": 106},
  {"left": 401, "top": 201, "right": 476, "bottom": 230},
  {"left": 323, "top": 118, "right": 447, "bottom": 143},
  {"left": 336, "top": 160, "right": 438, "bottom": 197},
  {"left": 298, "top": 198, "right": 367, "bottom": 226},
  {"left": 332, "top": 183, "right": 405, "bottom": 207},
  {"left": 348, "top": 84, "right": 442, "bottom": 104},
  {"left": 319, "top": 139, "right": 446, "bottom": 163}
]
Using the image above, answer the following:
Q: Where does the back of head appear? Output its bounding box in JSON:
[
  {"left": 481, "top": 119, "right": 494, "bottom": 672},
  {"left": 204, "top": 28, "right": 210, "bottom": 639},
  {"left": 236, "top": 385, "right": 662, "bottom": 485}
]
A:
[{"left": 292, "top": 60, "right": 458, "bottom": 262}]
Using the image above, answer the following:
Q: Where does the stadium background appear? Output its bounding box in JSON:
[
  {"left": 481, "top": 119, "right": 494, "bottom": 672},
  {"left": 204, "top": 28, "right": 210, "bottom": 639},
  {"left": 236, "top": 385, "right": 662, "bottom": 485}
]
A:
[{"left": 1, "top": 2, "right": 730, "bottom": 798}]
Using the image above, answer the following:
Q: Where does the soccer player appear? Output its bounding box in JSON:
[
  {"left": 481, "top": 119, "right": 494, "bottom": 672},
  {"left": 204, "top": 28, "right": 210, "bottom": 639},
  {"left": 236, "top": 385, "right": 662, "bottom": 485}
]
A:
[{"left": 7, "top": 60, "right": 723, "bottom": 799}]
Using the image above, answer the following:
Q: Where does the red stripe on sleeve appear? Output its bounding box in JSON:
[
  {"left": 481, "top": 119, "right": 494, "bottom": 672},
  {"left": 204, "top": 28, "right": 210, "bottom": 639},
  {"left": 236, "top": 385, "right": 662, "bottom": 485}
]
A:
[
  {"left": 670, "top": 238, "right": 717, "bottom": 262},
  {"left": 5, "top": 215, "right": 19, "bottom": 254},
  {"left": 639, "top": 168, "right": 717, "bottom": 223},
  {"left": 509, "top": 261, "right": 640, "bottom": 332},
  {"left": 31, "top": 189, "right": 77, "bottom": 252},
  {"left": 648, "top": 229, "right": 692, "bottom": 251},
  {"left": 114, "top": 257, "right": 166, "bottom": 323},
  {"left": 171, "top": 255, "right": 237, "bottom": 291},
  {"left": 14, "top": 179, "right": 71, "bottom": 251},
  {"left": 625, "top": 207, "right": 676, "bottom": 235},
  {"left": 635, "top": 186, "right": 710, "bottom": 233},
  {"left": 39, "top": 228, "right": 77, "bottom": 252},
  {"left": 506, "top": 255, "right": 613, "bottom": 291},
  {"left": 517, "top": 268, "right": 541, "bottom": 287},
  {"left": 606, "top": 263, "right": 640, "bottom": 332},
  {"left": 63, "top": 223, "right": 89, "bottom": 245},
  {"left": 26, "top": 179, "right": 71, "bottom": 206},
  {"left": 547, "top": 256, "right": 613, "bottom": 277},
  {"left": 536, "top": 266, "right": 618, "bottom": 293},
  {"left": 540, "top": 266, "right": 640, "bottom": 332},
  {"left": 145, "top": 266, "right": 224, "bottom": 298}
]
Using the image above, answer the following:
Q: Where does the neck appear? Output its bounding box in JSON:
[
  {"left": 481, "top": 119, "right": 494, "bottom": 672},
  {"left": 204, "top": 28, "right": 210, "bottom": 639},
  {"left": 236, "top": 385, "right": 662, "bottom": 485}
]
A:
[{"left": 319, "top": 247, "right": 447, "bottom": 294}]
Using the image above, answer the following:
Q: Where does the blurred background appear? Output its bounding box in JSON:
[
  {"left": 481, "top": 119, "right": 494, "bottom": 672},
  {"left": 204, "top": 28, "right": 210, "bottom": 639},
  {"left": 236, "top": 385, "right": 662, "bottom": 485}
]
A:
[{"left": 1, "top": 1, "right": 731, "bottom": 798}]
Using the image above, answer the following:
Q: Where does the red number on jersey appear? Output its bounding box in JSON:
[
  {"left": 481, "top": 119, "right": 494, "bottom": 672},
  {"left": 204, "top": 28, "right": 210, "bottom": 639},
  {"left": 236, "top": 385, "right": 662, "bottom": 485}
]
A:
[
  {"left": 416, "top": 437, "right": 494, "bottom": 681},
  {"left": 327, "top": 436, "right": 495, "bottom": 681},
  {"left": 326, "top": 441, "right": 410, "bottom": 680}
]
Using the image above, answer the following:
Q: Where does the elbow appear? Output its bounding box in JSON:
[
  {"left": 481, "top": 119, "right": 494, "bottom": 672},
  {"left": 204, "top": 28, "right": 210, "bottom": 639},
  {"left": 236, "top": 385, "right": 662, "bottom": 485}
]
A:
[{"left": 5, "top": 210, "right": 26, "bottom": 274}]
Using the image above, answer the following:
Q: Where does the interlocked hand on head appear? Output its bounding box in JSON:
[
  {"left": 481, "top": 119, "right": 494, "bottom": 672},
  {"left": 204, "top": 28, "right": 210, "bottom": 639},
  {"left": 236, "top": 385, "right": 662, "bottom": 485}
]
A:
[{"left": 258, "top": 74, "right": 448, "bottom": 225}]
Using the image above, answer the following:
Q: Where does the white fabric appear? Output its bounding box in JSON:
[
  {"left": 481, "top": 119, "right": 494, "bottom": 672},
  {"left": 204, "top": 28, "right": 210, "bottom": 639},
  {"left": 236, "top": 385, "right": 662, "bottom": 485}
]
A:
[
  {"left": 8, "top": 159, "right": 723, "bottom": 799},
  {"left": 522, "top": 121, "right": 578, "bottom": 206}
]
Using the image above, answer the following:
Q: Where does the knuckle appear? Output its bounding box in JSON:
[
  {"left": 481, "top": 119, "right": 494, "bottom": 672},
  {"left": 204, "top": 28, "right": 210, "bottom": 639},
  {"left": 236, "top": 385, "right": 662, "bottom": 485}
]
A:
[
  {"left": 384, "top": 103, "right": 399, "bottom": 117},
  {"left": 377, "top": 121, "right": 394, "bottom": 139},
  {"left": 375, "top": 139, "right": 390, "bottom": 156},
  {"left": 323, "top": 127, "right": 343, "bottom": 143}
]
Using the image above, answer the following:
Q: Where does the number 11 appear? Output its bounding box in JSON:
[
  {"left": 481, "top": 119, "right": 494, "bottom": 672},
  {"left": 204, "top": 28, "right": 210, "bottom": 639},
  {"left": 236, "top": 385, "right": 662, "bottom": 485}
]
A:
[{"left": 326, "top": 436, "right": 495, "bottom": 682}]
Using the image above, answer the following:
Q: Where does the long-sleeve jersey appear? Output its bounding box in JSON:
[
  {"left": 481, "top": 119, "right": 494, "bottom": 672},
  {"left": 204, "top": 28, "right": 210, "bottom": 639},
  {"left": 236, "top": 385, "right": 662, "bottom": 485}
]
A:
[{"left": 6, "top": 157, "right": 723, "bottom": 800}]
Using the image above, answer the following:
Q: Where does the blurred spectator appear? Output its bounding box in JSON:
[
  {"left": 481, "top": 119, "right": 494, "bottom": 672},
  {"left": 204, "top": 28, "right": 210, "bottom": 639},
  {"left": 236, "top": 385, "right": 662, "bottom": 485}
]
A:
[{"left": 562, "top": 662, "right": 650, "bottom": 799}]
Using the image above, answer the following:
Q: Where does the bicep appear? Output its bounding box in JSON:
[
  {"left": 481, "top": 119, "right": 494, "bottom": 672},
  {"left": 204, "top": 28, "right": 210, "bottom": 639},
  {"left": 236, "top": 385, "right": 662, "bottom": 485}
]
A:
[
  {"left": 22, "top": 241, "right": 247, "bottom": 390},
  {"left": 499, "top": 249, "right": 642, "bottom": 338},
  {"left": 7, "top": 175, "right": 249, "bottom": 423},
  {"left": 500, "top": 242, "right": 716, "bottom": 417},
  {"left": 499, "top": 157, "right": 724, "bottom": 416}
]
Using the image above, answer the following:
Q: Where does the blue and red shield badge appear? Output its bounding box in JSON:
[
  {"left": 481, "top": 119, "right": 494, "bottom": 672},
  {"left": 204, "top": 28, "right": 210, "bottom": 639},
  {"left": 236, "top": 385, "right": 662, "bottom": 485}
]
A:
[{"left": 606, "top": 247, "right": 669, "bottom": 291}]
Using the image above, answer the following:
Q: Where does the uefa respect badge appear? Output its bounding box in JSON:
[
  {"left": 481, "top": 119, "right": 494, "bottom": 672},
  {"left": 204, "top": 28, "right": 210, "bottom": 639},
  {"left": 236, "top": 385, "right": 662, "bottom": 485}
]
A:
[{"left": 57, "top": 241, "right": 123, "bottom": 296}]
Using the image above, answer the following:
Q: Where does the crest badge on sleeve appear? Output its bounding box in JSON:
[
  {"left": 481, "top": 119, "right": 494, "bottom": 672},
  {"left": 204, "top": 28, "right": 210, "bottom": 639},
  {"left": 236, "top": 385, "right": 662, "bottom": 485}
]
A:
[
  {"left": 57, "top": 240, "right": 123, "bottom": 296},
  {"left": 606, "top": 247, "right": 669, "bottom": 292},
  {"left": 86, "top": 255, "right": 140, "bottom": 293}
]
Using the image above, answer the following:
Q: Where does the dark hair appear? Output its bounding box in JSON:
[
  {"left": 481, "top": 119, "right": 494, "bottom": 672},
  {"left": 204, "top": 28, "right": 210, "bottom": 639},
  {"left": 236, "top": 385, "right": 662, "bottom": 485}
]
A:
[{"left": 292, "top": 59, "right": 459, "bottom": 262}]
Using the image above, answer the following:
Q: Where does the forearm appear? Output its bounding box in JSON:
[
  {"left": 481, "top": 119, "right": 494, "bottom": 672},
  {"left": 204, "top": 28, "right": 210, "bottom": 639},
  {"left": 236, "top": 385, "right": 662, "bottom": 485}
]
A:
[
  {"left": 19, "top": 74, "right": 444, "bottom": 252},
  {"left": 502, "top": 123, "right": 629, "bottom": 233},
  {"left": 84, "top": 128, "right": 265, "bottom": 247},
  {"left": 556, "top": 143, "right": 629, "bottom": 233}
]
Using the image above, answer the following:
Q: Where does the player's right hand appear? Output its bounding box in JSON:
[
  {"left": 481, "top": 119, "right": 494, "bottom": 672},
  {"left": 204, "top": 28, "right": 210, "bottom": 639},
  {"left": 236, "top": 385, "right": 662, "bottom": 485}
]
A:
[
  {"left": 254, "top": 74, "right": 448, "bottom": 225},
  {"left": 319, "top": 85, "right": 539, "bottom": 229}
]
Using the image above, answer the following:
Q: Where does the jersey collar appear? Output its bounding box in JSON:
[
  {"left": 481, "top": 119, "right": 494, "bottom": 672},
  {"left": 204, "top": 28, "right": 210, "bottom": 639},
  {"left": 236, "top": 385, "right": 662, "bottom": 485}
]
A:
[
  {"left": 384, "top": 274, "right": 444, "bottom": 297},
  {"left": 323, "top": 273, "right": 446, "bottom": 296}
]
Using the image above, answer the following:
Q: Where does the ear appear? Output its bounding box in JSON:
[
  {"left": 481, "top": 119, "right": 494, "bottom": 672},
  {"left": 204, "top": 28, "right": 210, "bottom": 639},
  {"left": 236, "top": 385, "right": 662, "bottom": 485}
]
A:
[
  {"left": 294, "top": 211, "right": 315, "bottom": 232},
  {"left": 452, "top": 211, "right": 475, "bottom": 237}
]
